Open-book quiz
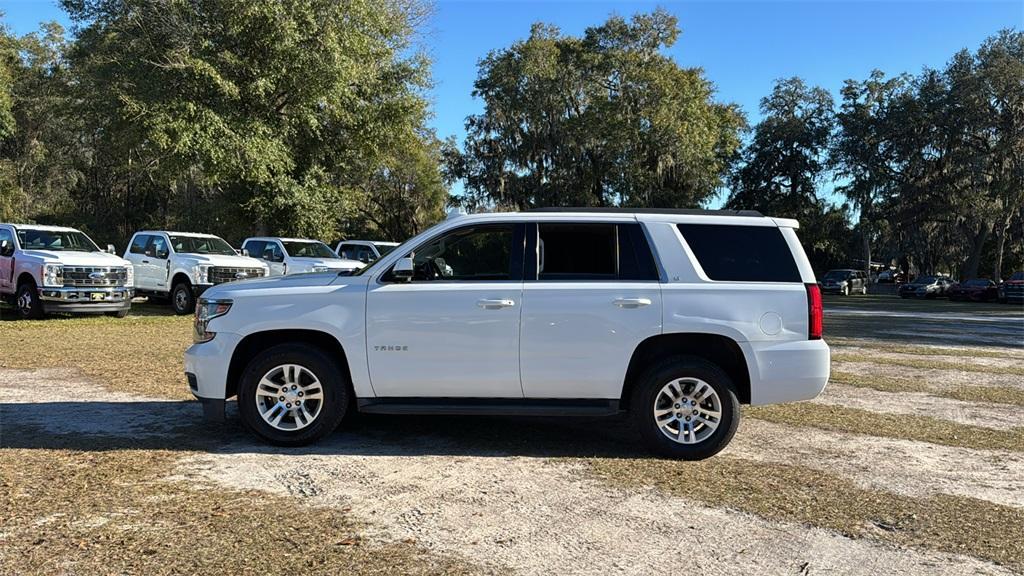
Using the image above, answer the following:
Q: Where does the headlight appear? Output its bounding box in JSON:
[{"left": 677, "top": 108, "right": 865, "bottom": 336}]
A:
[
  {"left": 194, "top": 298, "right": 232, "bottom": 343},
  {"left": 311, "top": 266, "right": 329, "bottom": 273},
  {"left": 42, "top": 264, "right": 63, "bottom": 287},
  {"left": 193, "top": 264, "right": 212, "bottom": 284}
]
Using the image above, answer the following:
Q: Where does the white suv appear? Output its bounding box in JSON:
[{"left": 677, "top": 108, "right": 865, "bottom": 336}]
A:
[
  {"left": 185, "top": 209, "right": 830, "bottom": 459},
  {"left": 0, "top": 223, "right": 134, "bottom": 319},
  {"left": 124, "top": 231, "right": 268, "bottom": 315},
  {"left": 242, "top": 237, "right": 364, "bottom": 276},
  {"left": 335, "top": 240, "right": 399, "bottom": 264}
]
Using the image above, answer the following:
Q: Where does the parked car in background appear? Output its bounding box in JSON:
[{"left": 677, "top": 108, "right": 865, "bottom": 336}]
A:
[
  {"left": 820, "top": 269, "right": 868, "bottom": 295},
  {"left": 0, "top": 223, "right": 134, "bottom": 319},
  {"left": 124, "top": 231, "right": 268, "bottom": 315},
  {"left": 335, "top": 240, "right": 399, "bottom": 264},
  {"left": 898, "top": 275, "right": 953, "bottom": 299},
  {"left": 876, "top": 269, "right": 905, "bottom": 284},
  {"left": 185, "top": 208, "right": 831, "bottom": 460},
  {"left": 948, "top": 278, "right": 998, "bottom": 302},
  {"left": 999, "top": 271, "right": 1024, "bottom": 304},
  {"left": 242, "top": 237, "right": 364, "bottom": 277}
]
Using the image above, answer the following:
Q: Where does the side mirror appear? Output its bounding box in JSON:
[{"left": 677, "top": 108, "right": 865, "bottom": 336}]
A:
[
  {"left": 106, "top": 244, "right": 116, "bottom": 254},
  {"left": 392, "top": 257, "right": 414, "bottom": 282},
  {"left": 0, "top": 240, "right": 12, "bottom": 257},
  {"left": 157, "top": 250, "right": 169, "bottom": 259},
  {"left": 241, "top": 248, "right": 250, "bottom": 257}
]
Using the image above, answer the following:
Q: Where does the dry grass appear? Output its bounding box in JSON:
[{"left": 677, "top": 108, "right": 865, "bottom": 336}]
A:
[
  {"left": 588, "top": 456, "right": 1024, "bottom": 571},
  {"left": 0, "top": 446, "right": 478, "bottom": 575},
  {"left": 832, "top": 371, "right": 1024, "bottom": 407},
  {"left": 832, "top": 352, "right": 1024, "bottom": 376},
  {"left": 0, "top": 310, "right": 192, "bottom": 399},
  {"left": 747, "top": 403, "right": 1024, "bottom": 452},
  {"left": 829, "top": 338, "right": 1024, "bottom": 360}
]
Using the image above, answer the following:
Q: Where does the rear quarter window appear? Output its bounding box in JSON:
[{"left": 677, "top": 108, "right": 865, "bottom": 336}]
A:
[{"left": 677, "top": 223, "right": 801, "bottom": 283}]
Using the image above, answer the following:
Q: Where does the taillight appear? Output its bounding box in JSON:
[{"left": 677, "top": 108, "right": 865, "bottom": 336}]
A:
[{"left": 806, "top": 283, "right": 823, "bottom": 340}]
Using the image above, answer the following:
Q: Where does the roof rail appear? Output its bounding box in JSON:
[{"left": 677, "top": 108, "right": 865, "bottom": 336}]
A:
[{"left": 526, "top": 207, "right": 764, "bottom": 217}]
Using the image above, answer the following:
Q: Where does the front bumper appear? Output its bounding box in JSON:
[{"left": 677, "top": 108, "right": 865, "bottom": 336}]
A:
[
  {"left": 38, "top": 286, "right": 133, "bottom": 313},
  {"left": 184, "top": 331, "right": 243, "bottom": 422},
  {"left": 820, "top": 284, "right": 846, "bottom": 294}
]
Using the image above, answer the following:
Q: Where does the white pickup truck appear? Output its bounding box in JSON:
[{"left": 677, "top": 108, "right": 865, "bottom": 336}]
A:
[
  {"left": 335, "top": 239, "right": 399, "bottom": 264},
  {"left": 0, "top": 223, "right": 134, "bottom": 319},
  {"left": 242, "top": 237, "right": 364, "bottom": 276},
  {"left": 124, "top": 231, "right": 268, "bottom": 315},
  {"left": 185, "top": 209, "right": 830, "bottom": 460}
]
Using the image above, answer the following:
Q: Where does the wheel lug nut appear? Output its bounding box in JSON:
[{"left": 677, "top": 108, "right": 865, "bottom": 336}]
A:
[
  {"left": 286, "top": 403, "right": 291, "bottom": 408},
  {"left": 674, "top": 404, "right": 680, "bottom": 409},
  {"left": 292, "top": 385, "right": 297, "bottom": 390},
  {"left": 692, "top": 410, "right": 698, "bottom": 415},
  {"left": 279, "top": 396, "right": 285, "bottom": 401},
  {"left": 298, "top": 392, "right": 304, "bottom": 397},
  {"left": 685, "top": 416, "right": 691, "bottom": 421}
]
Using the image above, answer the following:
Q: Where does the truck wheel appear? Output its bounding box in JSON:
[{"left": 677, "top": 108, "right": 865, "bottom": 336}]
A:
[
  {"left": 631, "top": 356, "right": 739, "bottom": 460},
  {"left": 171, "top": 281, "right": 194, "bottom": 315},
  {"left": 237, "top": 344, "right": 349, "bottom": 446},
  {"left": 15, "top": 281, "right": 44, "bottom": 320}
]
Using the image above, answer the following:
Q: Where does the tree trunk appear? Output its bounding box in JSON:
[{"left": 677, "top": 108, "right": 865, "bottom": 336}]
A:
[
  {"left": 961, "top": 221, "right": 991, "bottom": 280},
  {"left": 993, "top": 211, "right": 1012, "bottom": 281}
]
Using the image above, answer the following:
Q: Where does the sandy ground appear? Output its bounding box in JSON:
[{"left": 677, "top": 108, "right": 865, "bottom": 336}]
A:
[
  {"left": 832, "top": 360, "right": 1024, "bottom": 390},
  {"left": 2, "top": 367, "right": 1018, "bottom": 576},
  {"left": 812, "top": 382, "right": 1024, "bottom": 430}
]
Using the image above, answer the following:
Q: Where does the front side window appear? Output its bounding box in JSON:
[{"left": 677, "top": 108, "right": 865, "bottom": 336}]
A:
[
  {"left": 404, "top": 225, "right": 514, "bottom": 281},
  {"left": 1, "top": 228, "right": 17, "bottom": 254},
  {"left": 243, "top": 240, "right": 266, "bottom": 259},
  {"left": 148, "top": 235, "right": 169, "bottom": 259},
  {"left": 282, "top": 241, "right": 337, "bottom": 259},
  {"left": 338, "top": 243, "right": 359, "bottom": 260},
  {"left": 130, "top": 235, "right": 150, "bottom": 254},
  {"left": 16, "top": 228, "right": 100, "bottom": 253},
  {"left": 677, "top": 224, "right": 801, "bottom": 283},
  {"left": 170, "top": 235, "right": 236, "bottom": 256}
]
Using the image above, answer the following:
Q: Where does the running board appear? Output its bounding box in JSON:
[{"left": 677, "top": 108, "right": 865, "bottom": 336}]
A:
[{"left": 356, "top": 397, "right": 621, "bottom": 417}]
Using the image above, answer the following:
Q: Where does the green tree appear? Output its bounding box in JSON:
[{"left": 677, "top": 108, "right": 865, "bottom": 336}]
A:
[
  {"left": 726, "top": 77, "right": 848, "bottom": 271},
  {"left": 60, "top": 0, "right": 441, "bottom": 244},
  {"left": 450, "top": 10, "right": 744, "bottom": 210}
]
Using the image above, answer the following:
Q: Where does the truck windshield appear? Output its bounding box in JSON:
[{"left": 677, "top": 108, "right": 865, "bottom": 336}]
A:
[
  {"left": 374, "top": 243, "right": 397, "bottom": 256},
  {"left": 169, "top": 235, "right": 237, "bottom": 255},
  {"left": 282, "top": 241, "right": 338, "bottom": 259},
  {"left": 17, "top": 228, "right": 100, "bottom": 252}
]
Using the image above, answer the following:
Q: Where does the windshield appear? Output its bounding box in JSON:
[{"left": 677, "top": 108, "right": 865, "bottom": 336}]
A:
[
  {"left": 374, "top": 243, "right": 398, "bottom": 256},
  {"left": 282, "top": 241, "right": 337, "bottom": 259},
  {"left": 17, "top": 228, "right": 100, "bottom": 252},
  {"left": 169, "top": 235, "right": 236, "bottom": 255},
  {"left": 824, "top": 270, "right": 852, "bottom": 280}
]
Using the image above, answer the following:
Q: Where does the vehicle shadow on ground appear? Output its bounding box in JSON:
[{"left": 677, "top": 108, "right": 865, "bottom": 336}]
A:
[{"left": 0, "top": 400, "right": 647, "bottom": 459}]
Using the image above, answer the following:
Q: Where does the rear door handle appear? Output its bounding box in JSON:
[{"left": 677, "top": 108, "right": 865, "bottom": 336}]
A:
[
  {"left": 613, "top": 297, "right": 651, "bottom": 308},
  {"left": 477, "top": 298, "right": 516, "bottom": 309}
]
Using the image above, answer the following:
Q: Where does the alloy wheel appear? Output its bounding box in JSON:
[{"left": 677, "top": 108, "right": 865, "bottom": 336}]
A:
[
  {"left": 255, "top": 364, "right": 325, "bottom": 431},
  {"left": 653, "top": 377, "right": 722, "bottom": 445}
]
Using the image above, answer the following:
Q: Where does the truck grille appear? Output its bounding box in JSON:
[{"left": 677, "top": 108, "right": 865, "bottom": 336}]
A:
[
  {"left": 209, "top": 266, "right": 266, "bottom": 285},
  {"left": 63, "top": 266, "right": 128, "bottom": 287}
]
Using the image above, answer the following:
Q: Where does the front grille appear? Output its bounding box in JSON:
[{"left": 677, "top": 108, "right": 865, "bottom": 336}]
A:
[
  {"left": 63, "top": 266, "right": 128, "bottom": 287},
  {"left": 1007, "top": 284, "right": 1024, "bottom": 295},
  {"left": 209, "top": 266, "right": 266, "bottom": 285}
]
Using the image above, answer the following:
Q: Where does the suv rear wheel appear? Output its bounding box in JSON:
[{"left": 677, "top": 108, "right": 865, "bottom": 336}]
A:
[
  {"left": 237, "top": 344, "right": 349, "bottom": 446},
  {"left": 631, "top": 356, "right": 739, "bottom": 460}
]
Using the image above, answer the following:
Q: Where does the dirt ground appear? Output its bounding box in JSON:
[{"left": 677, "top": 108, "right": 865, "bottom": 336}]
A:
[{"left": 1, "top": 296, "right": 1022, "bottom": 575}]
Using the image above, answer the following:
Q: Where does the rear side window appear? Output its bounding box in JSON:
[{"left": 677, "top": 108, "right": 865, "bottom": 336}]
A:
[
  {"left": 677, "top": 224, "right": 801, "bottom": 283},
  {"left": 533, "top": 223, "right": 659, "bottom": 281}
]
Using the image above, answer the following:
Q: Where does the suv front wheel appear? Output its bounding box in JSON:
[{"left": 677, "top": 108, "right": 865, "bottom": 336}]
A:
[
  {"left": 631, "top": 356, "right": 740, "bottom": 460},
  {"left": 237, "top": 344, "right": 349, "bottom": 446}
]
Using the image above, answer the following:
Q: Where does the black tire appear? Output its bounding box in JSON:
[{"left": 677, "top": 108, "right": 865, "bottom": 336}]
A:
[
  {"left": 171, "top": 281, "right": 195, "bottom": 315},
  {"left": 105, "top": 309, "right": 130, "bottom": 318},
  {"left": 237, "top": 344, "right": 349, "bottom": 446},
  {"left": 631, "top": 355, "right": 740, "bottom": 460},
  {"left": 15, "top": 280, "right": 44, "bottom": 320}
]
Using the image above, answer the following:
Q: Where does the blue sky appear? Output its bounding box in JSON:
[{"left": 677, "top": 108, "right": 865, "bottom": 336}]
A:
[{"left": 2, "top": 0, "right": 1021, "bottom": 204}]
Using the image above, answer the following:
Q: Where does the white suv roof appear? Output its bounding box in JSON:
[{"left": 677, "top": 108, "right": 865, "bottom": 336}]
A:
[{"left": 3, "top": 223, "right": 82, "bottom": 232}]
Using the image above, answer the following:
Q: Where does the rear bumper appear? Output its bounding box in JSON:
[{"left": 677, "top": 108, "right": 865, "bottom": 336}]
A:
[
  {"left": 39, "top": 286, "right": 133, "bottom": 313},
  {"left": 743, "top": 338, "right": 831, "bottom": 405}
]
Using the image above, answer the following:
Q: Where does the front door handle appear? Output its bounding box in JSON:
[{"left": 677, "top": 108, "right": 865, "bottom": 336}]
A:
[
  {"left": 613, "top": 297, "right": 652, "bottom": 308},
  {"left": 477, "top": 298, "right": 516, "bottom": 309},
  {"left": 141, "top": 260, "right": 150, "bottom": 264}
]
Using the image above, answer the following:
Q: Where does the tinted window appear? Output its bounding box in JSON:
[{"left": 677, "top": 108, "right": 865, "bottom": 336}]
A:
[
  {"left": 539, "top": 224, "right": 616, "bottom": 279},
  {"left": 407, "top": 225, "right": 514, "bottom": 281},
  {"left": 244, "top": 240, "right": 266, "bottom": 259},
  {"left": 618, "top": 223, "right": 660, "bottom": 280},
  {"left": 0, "top": 228, "right": 13, "bottom": 253},
  {"left": 677, "top": 224, "right": 801, "bottom": 283},
  {"left": 130, "top": 235, "right": 150, "bottom": 254}
]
